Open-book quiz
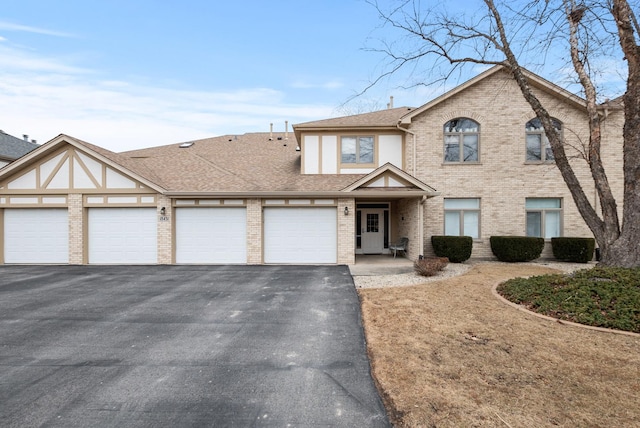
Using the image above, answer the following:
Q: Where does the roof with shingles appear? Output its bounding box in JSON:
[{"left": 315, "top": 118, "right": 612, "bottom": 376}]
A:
[
  {"left": 0, "top": 131, "right": 39, "bottom": 160},
  {"left": 120, "top": 133, "right": 365, "bottom": 193},
  {"left": 61, "top": 135, "right": 170, "bottom": 190},
  {"left": 294, "top": 107, "right": 415, "bottom": 129}
]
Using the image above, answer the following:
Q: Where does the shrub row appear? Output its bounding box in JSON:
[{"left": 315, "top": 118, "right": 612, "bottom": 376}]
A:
[
  {"left": 489, "top": 236, "right": 544, "bottom": 262},
  {"left": 551, "top": 237, "right": 595, "bottom": 263},
  {"left": 431, "top": 236, "right": 473, "bottom": 263},
  {"left": 489, "top": 236, "right": 595, "bottom": 263},
  {"left": 429, "top": 235, "right": 595, "bottom": 263}
]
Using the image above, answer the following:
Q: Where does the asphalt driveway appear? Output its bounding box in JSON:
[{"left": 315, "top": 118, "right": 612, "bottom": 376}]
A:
[{"left": 0, "top": 265, "right": 389, "bottom": 427}]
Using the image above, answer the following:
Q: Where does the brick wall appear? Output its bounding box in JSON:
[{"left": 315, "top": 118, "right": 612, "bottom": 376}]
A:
[
  {"left": 68, "top": 194, "right": 84, "bottom": 264},
  {"left": 246, "top": 199, "right": 262, "bottom": 264},
  {"left": 396, "top": 198, "right": 421, "bottom": 259},
  {"left": 157, "top": 195, "right": 173, "bottom": 264},
  {"left": 337, "top": 198, "right": 355, "bottom": 264},
  {"left": 406, "top": 69, "right": 624, "bottom": 259}
]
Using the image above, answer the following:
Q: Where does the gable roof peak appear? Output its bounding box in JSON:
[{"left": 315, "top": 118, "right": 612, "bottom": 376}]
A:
[
  {"left": 400, "top": 64, "right": 588, "bottom": 125},
  {"left": 293, "top": 106, "right": 415, "bottom": 132}
]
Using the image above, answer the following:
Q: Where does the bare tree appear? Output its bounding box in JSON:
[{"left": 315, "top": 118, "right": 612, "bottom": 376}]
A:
[{"left": 366, "top": 0, "right": 640, "bottom": 267}]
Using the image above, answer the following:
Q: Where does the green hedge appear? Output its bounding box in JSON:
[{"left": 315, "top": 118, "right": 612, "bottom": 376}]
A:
[
  {"left": 551, "top": 237, "right": 595, "bottom": 263},
  {"left": 431, "top": 236, "right": 473, "bottom": 263},
  {"left": 490, "top": 236, "right": 545, "bottom": 262}
]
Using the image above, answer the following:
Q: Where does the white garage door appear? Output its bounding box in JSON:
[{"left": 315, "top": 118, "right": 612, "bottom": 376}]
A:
[
  {"left": 4, "top": 209, "right": 69, "bottom": 263},
  {"left": 88, "top": 208, "right": 157, "bottom": 264},
  {"left": 264, "top": 207, "right": 337, "bottom": 264},
  {"left": 176, "top": 208, "right": 247, "bottom": 263}
]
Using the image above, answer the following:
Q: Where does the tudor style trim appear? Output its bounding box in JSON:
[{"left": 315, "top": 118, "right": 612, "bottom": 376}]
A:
[{"left": 342, "top": 162, "right": 439, "bottom": 194}]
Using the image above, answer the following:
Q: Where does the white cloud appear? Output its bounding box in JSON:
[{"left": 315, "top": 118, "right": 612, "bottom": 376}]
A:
[
  {"left": 291, "top": 79, "right": 344, "bottom": 90},
  {"left": 0, "top": 44, "right": 335, "bottom": 152},
  {"left": 0, "top": 44, "right": 88, "bottom": 74},
  {"left": 0, "top": 21, "right": 74, "bottom": 37}
]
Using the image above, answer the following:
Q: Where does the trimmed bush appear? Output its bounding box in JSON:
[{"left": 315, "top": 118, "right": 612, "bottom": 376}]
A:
[
  {"left": 490, "top": 236, "right": 545, "bottom": 262},
  {"left": 431, "top": 235, "right": 473, "bottom": 263},
  {"left": 414, "top": 257, "right": 449, "bottom": 277},
  {"left": 551, "top": 237, "right": 595, "bottom": 263}
]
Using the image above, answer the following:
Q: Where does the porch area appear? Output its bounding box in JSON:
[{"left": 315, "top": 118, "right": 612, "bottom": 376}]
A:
[{"left": 348, "top": 254, "right": 414, "bottom": 276}]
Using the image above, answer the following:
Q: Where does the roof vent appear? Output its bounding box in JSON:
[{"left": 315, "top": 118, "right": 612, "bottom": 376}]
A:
[{"left": 179, "top": 142, "right": 194, "bottom": 148}]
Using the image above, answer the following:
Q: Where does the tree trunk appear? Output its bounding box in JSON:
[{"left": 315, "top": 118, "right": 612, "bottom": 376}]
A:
[{"left": 604, "top": 0, "right": 640, "bottom": 267}]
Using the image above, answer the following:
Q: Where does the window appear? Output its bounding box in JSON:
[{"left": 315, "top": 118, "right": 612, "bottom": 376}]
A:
[
  {"left": 444, "top": 198, "right": 480, "bottom": 239},
  {"left": 341, "top": 136, "right": 374, "bottom": 164},
  {"left": 525, "top": 118, "right": 562, "bottom": 162},
  {"left": 444, "top": 118, "right": 479, "bottom": 163},
  {"left": 526, "top": 198, "right": 562, "bottom": 239}
]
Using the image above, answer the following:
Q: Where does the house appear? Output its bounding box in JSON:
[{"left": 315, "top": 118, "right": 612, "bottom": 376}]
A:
[
  {"left": 0, "top": 65, "right": 624, "bottom": 264},
  {"left": 0, "top": 131, "right": 39, "bottom": 168}
]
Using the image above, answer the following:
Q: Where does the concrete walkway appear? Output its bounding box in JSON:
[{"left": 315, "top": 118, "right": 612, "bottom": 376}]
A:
[{"left": 348, "top": 254, "right": 414, "bottom": 276}]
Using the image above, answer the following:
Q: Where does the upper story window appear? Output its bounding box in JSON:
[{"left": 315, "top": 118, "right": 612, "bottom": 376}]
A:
[
  {"left": 444, "top": 118, "right": 479, "bottom": 163},
  {"left": 341, "top": 136, "right": 374, "bottom": 164},
  {"left": 525, "top": 118, "right": 562, "bottom": 162},
  {"left": 526, "top": 198, "right": 562, "bottom": 239}
]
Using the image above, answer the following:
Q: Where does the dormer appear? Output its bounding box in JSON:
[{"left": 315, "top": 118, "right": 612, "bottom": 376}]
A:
[{"left": 293, "top": 107, "right": 414, "bottom": 175}]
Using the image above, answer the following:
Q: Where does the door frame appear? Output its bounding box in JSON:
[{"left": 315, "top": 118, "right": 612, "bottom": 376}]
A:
[{"left": 355, "top": 202, "right": 390, "bottom": 255}]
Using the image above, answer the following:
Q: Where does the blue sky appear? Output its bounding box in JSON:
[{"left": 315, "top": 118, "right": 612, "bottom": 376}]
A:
[
  {"left": 0, "top": 1, "right": 627, "bottom": 152},
  {"left": 1, "top": 0, "right": 412, "bottom": 151}
]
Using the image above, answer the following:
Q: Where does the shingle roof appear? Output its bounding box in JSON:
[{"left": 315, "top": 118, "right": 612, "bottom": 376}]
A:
[
  {"left": 120, "top": 133, "right": 364, "bottom": 193},
  {"left": 0, "top": 131, "right": 39, "bottom": 161},
  {"left": 294, "top": 107, "right": 415, "bottom": 129}
]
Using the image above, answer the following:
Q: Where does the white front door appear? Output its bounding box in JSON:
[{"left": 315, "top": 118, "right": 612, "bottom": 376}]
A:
[{"left": 361, "top": 209, "right": 384, "bottom": 254}]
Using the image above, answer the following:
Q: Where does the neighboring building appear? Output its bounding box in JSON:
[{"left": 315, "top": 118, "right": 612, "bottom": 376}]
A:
[
  {"left": 0, "top": 131, "right": 39, "bottom": 168},
  {"left": 0, "top": 65, "right": 624, "bottom": 264}
]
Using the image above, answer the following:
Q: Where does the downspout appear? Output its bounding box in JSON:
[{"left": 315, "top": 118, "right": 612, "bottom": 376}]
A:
[
  {"left": 419, "top": 195, "right": 426, "bottom": 259},
  {"left": 396, "top": 123, "right": 417, "bottom": 176},
  {"left": 397, "top": 121, "right": 422, "bottom": 256}
]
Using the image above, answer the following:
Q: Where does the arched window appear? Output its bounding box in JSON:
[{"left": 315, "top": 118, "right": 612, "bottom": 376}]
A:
[
  {"left": 525, "top": 118, "right": 562, "bottom": 162},
  {"left": 444, "top": 118, "right": 479, "bottom": 163}
]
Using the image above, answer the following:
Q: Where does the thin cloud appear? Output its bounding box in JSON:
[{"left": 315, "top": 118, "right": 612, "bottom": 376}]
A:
[
  {"left": 291, "top": 79, "right": 344, "bottom": 90},
  {"left": 0, "top": 44, "right": 335, "bottom": 152},
  {"left": 0, "top": 21, "right": 74, "bottom": 37}
]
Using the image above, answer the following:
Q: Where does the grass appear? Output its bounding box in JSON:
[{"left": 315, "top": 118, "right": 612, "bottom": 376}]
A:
[
  {"left": 497, "top": 266, "right": 640, "bottom": 333},
  {"left": 359, "top": 263, "right": 640, "bottom": 427}
]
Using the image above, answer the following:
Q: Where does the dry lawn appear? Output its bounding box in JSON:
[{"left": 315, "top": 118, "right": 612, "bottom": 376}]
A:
[{"left": 359, "top": 263, "right": 640, "bottom": 427}]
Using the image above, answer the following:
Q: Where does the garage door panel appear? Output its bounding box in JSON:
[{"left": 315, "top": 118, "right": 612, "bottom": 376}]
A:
[
  {"left": 264, "top": 208, "right": 336, "bottom": 264},
  {"left": 88, "top": 208, "right": 157, "bottom": 264},
  {"left": 4, "top": 209, "right": 69, "bottom": 263},
  {"left": 176, "top": 208, "right": 246, "bottom": 263}
]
